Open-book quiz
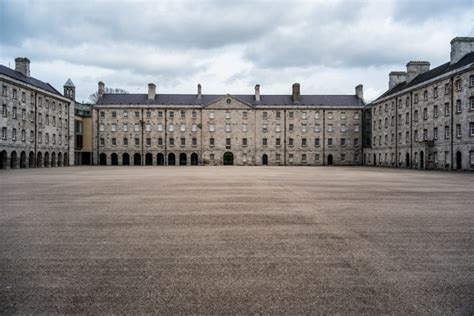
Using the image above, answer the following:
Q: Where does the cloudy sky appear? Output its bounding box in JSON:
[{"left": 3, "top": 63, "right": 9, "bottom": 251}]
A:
[{"left": 1, "top": 0, "right": 473, "bottom": 102}]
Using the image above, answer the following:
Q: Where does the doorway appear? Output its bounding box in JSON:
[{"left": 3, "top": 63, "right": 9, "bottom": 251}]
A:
[
  {"left": 262, "top": 154, "right": 268, "bottom": 165},
  {"left": 327, "top": 154, "right": 333, "bottom": 166},
  {"left": 223, "top": 152, "right": 234, "bottom": 165},
  {"left": 456, "top": 151, "right": 462, "bottom": 170}
]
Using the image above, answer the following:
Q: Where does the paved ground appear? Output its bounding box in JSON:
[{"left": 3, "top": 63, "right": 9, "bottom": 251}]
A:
[{"left": 0, "top": 166, "right": 473, "bottom": 314}]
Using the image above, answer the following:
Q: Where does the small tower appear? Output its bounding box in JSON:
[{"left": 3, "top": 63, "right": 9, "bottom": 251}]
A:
[{"left": 63, "top": 78, "right": 75, "bottom": 101}]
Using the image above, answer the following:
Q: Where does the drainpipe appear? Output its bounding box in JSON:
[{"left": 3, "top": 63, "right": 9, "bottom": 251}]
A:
[
  {"left": 283, "top": 109, "right": 287, "bottom": 166},
  {"left": 322, "top": 109, "right": 326, "bottom": 165},
  {"left": 450, "top": 76, "right": 454, "bottom": 171},
  {"left": 200, "top": 108, "right": 203, "bottom": 165},
  {"left": 395, "top": 100, "right": 398, "bottom": 168},
  {"left": 164, "top": 108, "right": 167, "bottom": 165},
  {"left": 34, "top": 92, "right": 37, "bottom": 167},
  {"left": 409, "top": 91, "right": 413, "bottom": 168},
  {"left": 96, "top": 108, "right": 100, "bottom": 166},
  {"left": 141, "top": 108, "right": 144, "bottom": 166}
]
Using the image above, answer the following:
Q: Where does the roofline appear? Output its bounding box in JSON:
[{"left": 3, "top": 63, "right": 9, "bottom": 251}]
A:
[
  {"left": 0, "top": 73, "right": 72, "bottom": 103},
  {"left": 93, "top": 104, "right": 365, "bottom": 110}
]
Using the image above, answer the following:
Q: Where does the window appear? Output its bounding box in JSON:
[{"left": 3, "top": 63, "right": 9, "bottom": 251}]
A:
[
  {"left": 123, "top": 124, "right": 128, "bottom": 132},
  {"left": 328, "top": 138, "right": 333, "bottom": 146},
  {"left": 1, "top": 127, "right": 6, "bottom": 140},
  {"left": 423, "top": 90, "right": 428, "bottom": 101},
  {"left": 2, "top": 85, "right": 6, "bottom": 97},
  {"left": 241, "top": 123, "right": 247, "bottom": 132},
  {"left": 423, "top": 108, "right": 428, "bottom": 120},
  {"left": 456, "top": 100, "right": 462, "bottom": 113},
  {"left": 302, "top": 138, "right": 307, "bottom": 146},
  {"left": 169, "top": 111, "right": 174, "bottom": 119},
  {"left": 423, "top": 129, "right": 428, "bottom": 141},
  {"left": 354, "top": 124, "right": 360, "bottom": 132},
  {"left": 302, "top": 112, "right": 307, "bottom": 119},
  {"left": 289, "top": 124, "right": 294, "bottom": 131},
  {"left": 288, "top": 138, "right": 294, "bottom": 146},
  {"left": 434, "top": 127, "right": 438, "bottom": 140},
  {"left": 276, "top": 111, "right": 281, "bottom": 119},
  {"left": 169, "top": 138, "right": 174, "bottom": 146},
  {"left": 135, "top": 123, "right": 140, "bottom": 132},
  {"left": 181, "top": 110, "right": 185, "bottom": 118},
  {"left": 302, "top": 124, "right": 307, "bottom": 133},
  {"left": 123, "top": 138, "right": 128, "bottom": 146},
  {"left": 263, "top": 138, "right": 268, "bottom": 146},
  {"left": 225, "top": 123, "right": 231, "bottom": 132},
  {"left": 340, "top": 112, "right": 346, "bottom": 120},
  {"left": 456, "top": 124, "right": 461, "bottom": 138},
  {"left": 135, "top": 138, "right": 140, "bottom": 146},
  {"left": 226, "top": 138, "right": 231, "bottom": 146},
  {"left": 434, "top": 105, "right": 438, "bottom": 118},
  {"left": 445, "top": 103, "right": 450, "bottom": 116},
  {"left": 354, "top": 113, "right": 360, "bottom": 120},
  {"left": 444, "top": 83, "right": 450, "bottom": 94},
  {"left": 158, "top": 111, "right": 163, "bottom": 118},
  {"left": 209, "top": 124, "right": 215, "bottom": 132},
  {"left": 341, "top": 138, "right": 346, "bottom": 146},
  {"left": 471, "top": 123, "right": 474, "bottom": 136},
  {"left": 471, "top": 97, "right": 474, "bottom": 110},
  {"left": 30, "top": 131, "right": 34, "bottom": 142},
  {"left": 354, "top": 138, "right": 359, "bottom": 146},
  {"left": 192, "top": 123, "right": 197, "bottom": 132},
  {"left": 242, "top": 138, "right": 248, "bottom": 146},
  {"left": 242, "top": 111, "right": 248, "bottom": 119},
  {"left": 147, "top": 111, "right": 151, "bottom": 118},
  {"left": 384, "top": 117, "right": 388, "bottom": 128},
  {"left": 180, "top": 137, "right": 185, "bottom": 146},
  {"left": 315, "top": 138, "right": 320, "bottom": 147},
  {"left": 12, "top": 89, "right": 17, "bottom": 100},
  {"left": 341, "top": 124, "right": 346, "bottom": 132},
  {"left": 315, "top": 124, "right": 320, "bottom": 133},
  {"left": 100, "top": 138, "right": 104, "bottom": 146},
  {"left": 192, "top": 111, "right": 197, "bottom": 119},
  {"left": 406, "top": 96, "right": 410, "bottom": 107},
  {"left": 2, "top": 104, "right": 6, "bottom": 117},
  {"left": 100, "top": 111, "right": 105, "bottom": 118},
  {"left": 302, "top": 154, "right": 307, "bottom": 162},
  {"left": 288, "top": 112, "right": 294, "bottom": 119},
  {"left": 123, "top": 111, "right": 128, "bottom": 118},
  {"left": 455, "top": 79, "right": 462, "bottom": 91},
  {"left": 111, "top": 123, "right": 117, "bottom": 132},
  {"left": 434, "top": 87, "right": 438, "bottom": 98},
  {"left": 112, "top": 138, "right": 117, "bottom": 146},
  {"left": 21, "top": 92, "right": 26, "bottom": 102},
  {"left": 471, "top": 151, "right": 474, "bottom": 165},
  {"left": 262, "top": 111, "right": 267, "bottom": 120},
  {"left": 225, "top": 111, "right": 231, "bottom": 119},
  {"left": 328, "top": 124, "right": 333, "bottom": 132},
  {"left": 157, "top": 138, "right": 162, "bottom": 146},
  {"left": 192, "top": 138, "right": 197, "bottom": 146},
  {"left": 414, "top": 110, "right": 418, "bottom": 122},
  {"left": 414, "top": 93, "right": 418, "bottom": 104},
  {"left": 99, "top": 124, "right": 105, "bottom": 132},
  {"left": 209, "top": 111, "right": 215, "bottom": 119},
  {"left": 406, "top": 131, "right": 409, "bottom": 143},
  {"left": 157, "top": 123, "right": 163, "bottom": 132},
  {"left": 168, "top": 124, "right": 174, "bottom": 132},
  {"left": 262, "top": 124, "right": 268, "bottom": 132},
  {"left": 327, "top": 112, "right": 333, "bottom": 120},
  {"left": 341, "top": 153, "right": 346, "bottom": 162},
  {"left": 180, "top": 124, "right": 186, "bottom": 132},
  {"left": 45, "top": 132, "right": 48, "bottom": 144},
  {"left": 445, "top": 126, "right": 450, "bottom": 139},
  {"left": 276, "top": 154, "right": 281, "bottom": 161},
  {"left": 470, "top": 75, "right": 474, "bottom": 87},
  {"left": 276, "top": 138, "right": 281, "bottom": 146},
  {"left": 12, "top": 107, "right": 17, "bottom": 119},
  {"left": 209, "top": 138, "right": 214, "bottom": 146},
  {"left": 112, "top": 111, "right": 116, "bottom": 118},
  {"left": 414, "top": 130, "right": 418, "bottom": 142},
  {"left": 315, "top": 111, "right": 320, "bottom": 119}
]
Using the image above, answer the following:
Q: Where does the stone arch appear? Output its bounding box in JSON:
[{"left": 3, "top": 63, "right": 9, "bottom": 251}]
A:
[
  {"left": 179, "top": 153, "right": 187, "bottom": 166},
  {"left": 327, "top": 154, "right": 333, "bottom": 166},
  {"left": 168, "top": 153, "right": 176, "bottom": 165},
  {"left": 145, "top": 153, "right": 153, "bottom": 165},
  {"left": 191, "top": 153, "right": 198, "bottom": 165},
  {"left": 456, "top": 151, "right": 462, "bottom": 170},
  {"left": 63, "top": 153, "right": 68, "bottom": 166},
  {"left": 44, "top": 152, "right": 50, "bottom": 167},
  {"left": 99, "top": 153, "right": 107, "bottom": 166},
  {"left": 262, "top": 154, "right": 268, "bottom": 165},
  {"left": 29, "top": 151, "right": 35, "bottom": 168},
  {"left": 57, "top": 152, "right": 63, "bottom": 167},
  {"left": 37, "top": 152, "right": 43, "bottom": 168},
  {"left": 223, "top": 152, "right": 234, "bottom": 165},
  {"left": 157, "top": 153, "right": 164, "bottom": 165},
  {"left": 1, "top": 150, "right": 7, "bottom": 169},
  {"left": 122, "top": 153, "right": 130, "bottom": 166},
  {"left": 20, "top": 151, "right": 27, "bottom": 168},
  {"left": 51, "top": 152, "right": 56, "bottom": 167},
  {"left": 111, "top": 153, "right": 118, "bottom": 165},
  {"left": 133, "top": 153, "right": 141, "bottom": 166}
]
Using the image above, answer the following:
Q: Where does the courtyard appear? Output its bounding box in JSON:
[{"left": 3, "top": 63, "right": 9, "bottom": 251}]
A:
[{"left": 0, "top": 166, "right": 473, "bottom": 314}]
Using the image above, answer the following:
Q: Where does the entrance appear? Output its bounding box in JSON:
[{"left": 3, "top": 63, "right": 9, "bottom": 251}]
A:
[
  {"left": 373, "top": 153, "right": 376, "bottom": 166},
  {"left": 420, "top": 151, "right": 424, "bottom": 169},
  {"left": 262, "top": 154, "right": 268, "bottom": 165},
  {"left": 157, "top": 153, "right": 164, "bottom": 165},
  {"left": 179, "top": 153, "right": 187, "bottom": 166},
  {"left": 456, "top": 151, "right": 462, "bottom": 170},
  {"left": 191, "top": 153, "right": 198, "bottom": 165},
  {"left": 406, "top": 153, "right": 410, "bottom": 168},
  {"left": 327, "top": 154, "right": 333, "bottom": 166},
  {"left": 99, "top": 153, "right": 107, "bottom": 165},
  {"left": 223, "top": 152, "right": 234, "bottom": 165},
  {"left": 168, "top": 153, "right": 176, "bottom": 165},
  {"left": 111, "top": 153, "right": 118, "bottom": 165},
  {"left": 123, "top": 153, "right": 130, "bottom": 165}
]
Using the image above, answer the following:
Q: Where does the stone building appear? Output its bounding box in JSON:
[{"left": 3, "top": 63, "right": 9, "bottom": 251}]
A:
[
  {"left": 0, "top": 58, "right": 74, "bottom": 169},
  {"left": 93, "top": 82, "right": 365, "bottom": 166},
  {"left": 363, "top": 37, "right": 474, "bottom": 171}
]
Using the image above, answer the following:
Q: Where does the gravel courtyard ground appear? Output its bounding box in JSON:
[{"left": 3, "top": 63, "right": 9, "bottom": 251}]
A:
[{"left": 0, "top": 166, "right": 473, "bottom": 314}]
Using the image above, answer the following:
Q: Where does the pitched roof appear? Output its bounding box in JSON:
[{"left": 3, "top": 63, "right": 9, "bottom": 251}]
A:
[
  {"left": 0, "top": 65, "right": 63, "bottom": 96},
  {"left": 375, "top": 52, "right": 474, "bottom": 101},
  {"left": 64, "top": 78, "right": 75, "bottom": 87},
  {"left": 97, "top": 93, "right": 363, "bottom": 107}
]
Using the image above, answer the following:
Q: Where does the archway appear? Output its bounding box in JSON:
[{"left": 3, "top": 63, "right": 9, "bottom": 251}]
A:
[
  {"left": 179, "top": 153, "right": 187, "bottom": 166},
  {"left": 44, "top": 152, "right": 50, "bottom": 167},
  {"left": 406, "top": 153, "right": 410, "bottom": 168},
  {"left": 133, "top": 153, "right": 141, "bottom": 166},
  {"left": 262, "top": 154, "right": 268, "bottom": 165},
  {"left": 327, "top": 154, "right": 333, "bottom": 166},
  {"left": 10, "top": 151, "right": 18, "bottom": 169},
  {"left": 223, "top": 152, "right": 234, "bottom": 165},
  {"left": 420, "top": 151, "right": 424, "bottom": 169},
  {"left": 145, "top": 153, "right": 153, "bottom": 165},
  {"left": 157, "top": 153, "right": 164, "bottom": 165},
  {"left": 191, "top": 153, "right": 198, "bottom": 165},
  {"left": 29, "top": 151, "right": 35, "bottom": 168},
  {"left": 57, "top": 153, "right": 62, "bottom": 167},
  {"left": 168, "top": 153, "right": 176, "bottom": 165},
  {"left": 0, "top": 150, "right": 7, "bottom": 169},
  {"left": 373, "top": 153, "right": 376, "bottom": 166},
  {"left": 37, "top": 152, "right": 43, "bottom": 168},
  {"left": 20, "top": 151, "right": 27, "bottom": 168},
  {"left": 63, "top": 153, "right": 68, "bottom": 166},
  {"left": 99, "top": 153, "right": 107, "bottom": 165},
  {"left": 122, "top": 153, "right": 130, "bottom": 165},
  {"left": 51, "top": 152, "right": 56, "bottom": 167},
  {"left": 456, "top": 151, "right": 462, "bottom": 170},
  {"left": 111, "top": 153, "right": 118, "bottom": 165}
]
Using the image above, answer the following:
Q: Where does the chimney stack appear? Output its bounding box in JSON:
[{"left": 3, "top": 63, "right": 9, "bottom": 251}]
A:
[
  {"left": 15, "top": 57, "right": 30, "bottom": 77},
  {"left": 406, "top": 61, "right": 430, "bottom": 83},
  {"left": 98, "top": 81, "right": 105, "bottom": 99},
  {"left": 197, "top": 83, "right": 202, "bottom": 97},
  {"left": 148, "top": 83, "right": 156, "bottom": 101},
  {"left": 450, "top": 37, "right": 474, "bottom": 65},
  {"left": 292, "top": 83, "right": 300, "bottom": 103},
  {"left": 388, "top": 71, "right": 407, "bottom": 90},
  {"left": 355, "top": 84, "right": 363, "bottom": 100},
  {"left": 255, "top": 84, "right": 260, "bottom": 102}
]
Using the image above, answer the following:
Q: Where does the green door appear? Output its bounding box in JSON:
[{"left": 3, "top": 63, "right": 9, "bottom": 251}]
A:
[{"left": 223, "top": 152, "right": 234, "bottom": 165}]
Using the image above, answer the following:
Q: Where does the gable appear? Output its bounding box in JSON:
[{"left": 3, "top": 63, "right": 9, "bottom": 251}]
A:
[{"left": 204, "top": 94, "right": 254, "bottom": 109}]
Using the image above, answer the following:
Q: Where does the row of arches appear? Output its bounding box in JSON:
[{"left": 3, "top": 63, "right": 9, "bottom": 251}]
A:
[
  {"left": 0, "top": 150, "right": 68, "bottom": 169},
  {"left": 367, "top": 150, "right": 464, "bottom": 170},
  {"left": 99, "top": 152, "right": 199, "bottom": 166}
]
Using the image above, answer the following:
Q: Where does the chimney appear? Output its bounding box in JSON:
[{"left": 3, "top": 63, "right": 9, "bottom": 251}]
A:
[
  {"left": 406, "top": 61, "right": 430, "bottom": 83},
  {"left": 197, "top": 83, "right": 202, "bottom": 97},
  {"left": 292, "top": 83, "right": 300, "bottom": 103},
  {"left": 98, "top": 81, "right": 105, "bottom": 98},
  {"left": 450, "top": 37, "right": 474, "bottom": 65},
  {"left": 255, "top": 84, "right": 260, "bottom": 102},
  {"left": 388, "top": 71, "right": 407, "bottom": 90},
  {"left": 15, "top": 57, "right": 30, "bottom": 77},
  {"left": 355, "top": 84, "right": 363, "bottom": 100},
  {"left": 148, "top": 83, "right": 156, "bottom": 101}
]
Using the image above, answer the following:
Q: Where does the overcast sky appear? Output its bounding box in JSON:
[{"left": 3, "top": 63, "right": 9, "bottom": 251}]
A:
[{"left": 1, "top": 0, "right": 473, "bottom": 103}]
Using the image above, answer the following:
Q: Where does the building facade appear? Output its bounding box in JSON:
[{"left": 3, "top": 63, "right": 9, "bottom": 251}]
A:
[
  {"left": 363, "top": 37, "right": 474, "bottom": 171},
  {"left": 0, "top": 58, "right": 74, "bottom": 169},
  {"left": 93, "top": 83, "right": 365, "bottom": 166}
]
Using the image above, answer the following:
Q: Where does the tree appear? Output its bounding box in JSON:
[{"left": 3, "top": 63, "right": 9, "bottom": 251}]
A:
[{"left": 89, "top": 87, "right": 129, "bottom": 103}]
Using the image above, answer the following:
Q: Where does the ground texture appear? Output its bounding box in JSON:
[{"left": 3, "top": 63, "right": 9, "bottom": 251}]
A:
[{"left": 0, "top": 166, "right": 473, "bottom": 314}]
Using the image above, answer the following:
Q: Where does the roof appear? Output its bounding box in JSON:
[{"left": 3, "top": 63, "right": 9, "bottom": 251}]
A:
[
  {"left": 375, "top": 52, "right": 474, "bottom": 101},
  {"left": 0, "top": 65, "right": 63, "bottom": 96},
  {"left": 64, "top": 78, "right": 75, "bottom": 87},
  {"left": 97, "top": 93, "right": 363, "bottom": 107}
]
